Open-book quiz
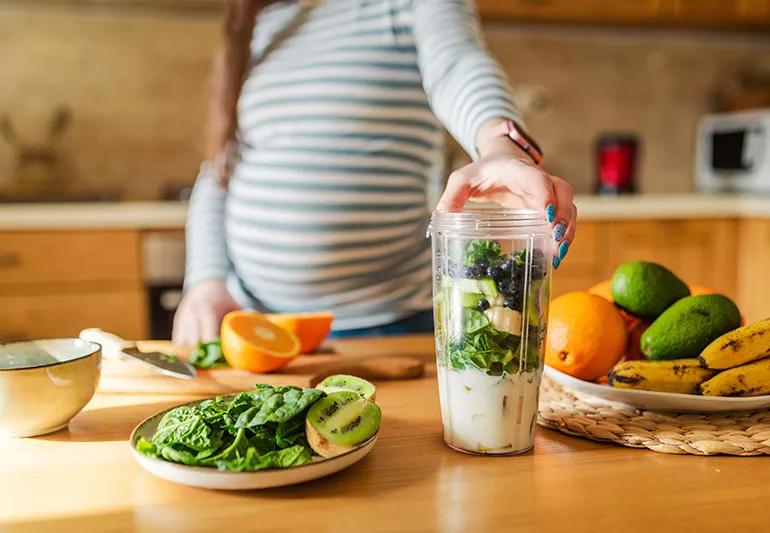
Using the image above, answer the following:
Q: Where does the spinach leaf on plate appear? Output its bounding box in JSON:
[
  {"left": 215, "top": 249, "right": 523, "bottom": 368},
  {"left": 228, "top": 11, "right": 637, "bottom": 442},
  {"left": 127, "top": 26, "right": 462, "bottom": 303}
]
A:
[{"left": 137, "top": 383, "right": 327, "bottom": 472}]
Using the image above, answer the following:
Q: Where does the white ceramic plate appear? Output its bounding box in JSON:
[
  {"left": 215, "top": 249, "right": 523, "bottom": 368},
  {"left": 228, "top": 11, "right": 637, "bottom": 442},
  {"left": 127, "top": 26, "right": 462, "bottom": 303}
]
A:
[
  {"left": 544, "top": 365, "right": 770, "bottom": 413},
  {"left": 129, "top": 397, "right": 378, "bottom": 490}
]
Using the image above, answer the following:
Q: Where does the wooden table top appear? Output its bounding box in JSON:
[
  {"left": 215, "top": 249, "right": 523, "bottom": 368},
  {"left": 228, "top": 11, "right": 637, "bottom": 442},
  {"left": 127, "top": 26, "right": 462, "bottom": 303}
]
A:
[{"left": 3, "top": 334, "right": 770, "bottom": 532}]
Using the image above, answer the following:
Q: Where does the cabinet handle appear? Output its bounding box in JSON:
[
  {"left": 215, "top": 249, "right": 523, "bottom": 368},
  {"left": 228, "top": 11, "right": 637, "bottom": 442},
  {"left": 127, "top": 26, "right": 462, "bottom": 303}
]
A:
[{"left": 0, "top": 252, "right": 21, "bottom": 268}]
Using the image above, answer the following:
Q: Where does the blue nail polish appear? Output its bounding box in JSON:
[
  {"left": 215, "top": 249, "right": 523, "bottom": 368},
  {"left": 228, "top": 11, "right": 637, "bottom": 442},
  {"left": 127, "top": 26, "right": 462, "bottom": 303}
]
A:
[
  {"left": 553, "top": 256, "right": 561, "bottom": 270},
  {"left": 552, "top": 221, "right": 567, "bottom": 243},
  {"left": 558, "top": 240, "right": 570, "bottom": 260},
  {"left": 545, "top": 204, "right": 556, "bottom": 224}
]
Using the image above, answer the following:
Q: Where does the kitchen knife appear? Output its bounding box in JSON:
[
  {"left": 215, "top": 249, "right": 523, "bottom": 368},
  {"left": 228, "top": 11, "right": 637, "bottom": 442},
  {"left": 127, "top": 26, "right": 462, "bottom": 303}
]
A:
[{"left": 79, "top": 328, "right": 196, "bottom": 379}]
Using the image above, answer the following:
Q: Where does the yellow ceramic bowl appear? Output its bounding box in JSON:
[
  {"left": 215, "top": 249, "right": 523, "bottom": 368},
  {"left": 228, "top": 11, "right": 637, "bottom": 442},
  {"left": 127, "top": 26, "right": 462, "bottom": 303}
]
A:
[{"left": 0, "top": 339, "right": 101, "bottom": 437}]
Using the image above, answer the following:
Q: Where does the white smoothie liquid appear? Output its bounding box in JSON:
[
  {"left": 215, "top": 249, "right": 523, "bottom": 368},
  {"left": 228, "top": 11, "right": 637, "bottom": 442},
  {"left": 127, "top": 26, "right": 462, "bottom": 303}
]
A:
[{"left": 437, "top": 365, "right": 542, "bottom": 454}]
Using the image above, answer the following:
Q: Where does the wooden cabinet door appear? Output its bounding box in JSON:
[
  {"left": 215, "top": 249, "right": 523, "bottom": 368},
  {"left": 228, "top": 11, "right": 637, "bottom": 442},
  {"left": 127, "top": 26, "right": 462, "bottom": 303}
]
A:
[
  {"left": 551, "top": 221, "right": 610, "bottom": 297},
  {"left": 604, "top": 219, "right": 739, "bottom": 298},
  {"left": 0, "top": 289, "right": 147, "bottom": 342},
  {"left": 0, "top": 230, "right": 148, "bottom": 340},
  {"left": 476, "top": 0, "right": 662, "bottom": 25},
  {"left": 476, "top": 0, "right": 770, "bottom": 28},
  {"left": 737, "top": 219, "right": 770, "bottom": 323},
  {"left": 0, "top": 231, "right": 141, "bottom": 286},
  {"left": 667, "top": 0, "right": 770, "bottom": 27}
]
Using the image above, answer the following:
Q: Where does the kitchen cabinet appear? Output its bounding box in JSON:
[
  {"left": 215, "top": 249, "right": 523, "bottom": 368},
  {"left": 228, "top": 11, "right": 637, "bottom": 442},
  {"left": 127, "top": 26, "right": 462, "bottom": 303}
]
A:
[
  {"left": 0, "top": 289, "right": 146, "bottom": 342},
  {"left": 552, "top": 217, "right": 767, "bottom": 322},
  {"left": 550, "top": 221, "right": 607, "bottom": 296},
  {"left": 0, "top": 230, "right": 148, "bottom": 341},
  {"left": 476, "top": 0, "right": 770, "bottom": 30},
  {"left": 0, "top": 231, "right": 141, "bottom": 285},
  {"left": 737, "top": 219, "right": 770, "bottom": 325},
  {"left": 603, "top": 219, "right": 739, "bottom": 297}
]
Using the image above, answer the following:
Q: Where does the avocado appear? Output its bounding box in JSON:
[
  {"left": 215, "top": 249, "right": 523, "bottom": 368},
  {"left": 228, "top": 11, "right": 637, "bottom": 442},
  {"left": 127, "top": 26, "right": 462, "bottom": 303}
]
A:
[
  {"left": 611, "top": 260, "right": 690, "bottom": 318},
  {"left": 641, "top": 294, "right": 741, "bottom": 360}
]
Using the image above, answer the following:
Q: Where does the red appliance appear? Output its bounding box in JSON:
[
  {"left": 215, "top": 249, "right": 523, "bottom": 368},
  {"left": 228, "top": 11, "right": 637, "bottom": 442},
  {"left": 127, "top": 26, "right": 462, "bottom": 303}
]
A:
[{"left": 596, "top": 133, "right": 640, "bottom": 194}]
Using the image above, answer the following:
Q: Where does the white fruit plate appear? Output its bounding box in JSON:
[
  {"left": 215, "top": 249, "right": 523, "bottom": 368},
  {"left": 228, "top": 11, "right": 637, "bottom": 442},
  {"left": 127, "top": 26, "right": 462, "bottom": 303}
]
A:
[
  {"left": 130, "top": 396, "right": 378, "bottom": 490},
  {"left": 544, "top": 365, "right": 770, "bottom": 413}
]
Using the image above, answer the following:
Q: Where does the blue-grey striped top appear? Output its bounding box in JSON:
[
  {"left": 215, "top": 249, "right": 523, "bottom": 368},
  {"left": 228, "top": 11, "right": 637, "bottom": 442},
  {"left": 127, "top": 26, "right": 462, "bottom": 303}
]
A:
[{"left": 186, "top": 0, "right": 520, "bottom": 330}]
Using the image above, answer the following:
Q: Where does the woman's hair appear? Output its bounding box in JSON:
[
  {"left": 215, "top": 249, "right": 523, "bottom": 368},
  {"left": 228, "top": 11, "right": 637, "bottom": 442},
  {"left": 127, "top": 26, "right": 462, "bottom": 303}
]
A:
[{"left": 205, "top": 0, "right": 275, "bottom": 160}]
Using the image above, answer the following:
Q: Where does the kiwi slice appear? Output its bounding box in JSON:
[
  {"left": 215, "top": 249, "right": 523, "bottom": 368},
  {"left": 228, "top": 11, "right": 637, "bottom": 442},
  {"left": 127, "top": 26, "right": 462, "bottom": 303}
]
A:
[
  {"left": 305, "top": 391, "right": 381, "bottom": 458},
  {"left": 316, "top": 374, "right": 376, "bottom": 400}
]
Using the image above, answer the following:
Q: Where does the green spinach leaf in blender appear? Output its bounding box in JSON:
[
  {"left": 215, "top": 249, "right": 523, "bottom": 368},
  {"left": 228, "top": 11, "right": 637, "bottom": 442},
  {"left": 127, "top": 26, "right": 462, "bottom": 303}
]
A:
[
  {"left": 463, "top": 239, "right": 503, "bottom": 266},
  {"left": 446, "top": 239, "right": 544, "bottom": 375}
]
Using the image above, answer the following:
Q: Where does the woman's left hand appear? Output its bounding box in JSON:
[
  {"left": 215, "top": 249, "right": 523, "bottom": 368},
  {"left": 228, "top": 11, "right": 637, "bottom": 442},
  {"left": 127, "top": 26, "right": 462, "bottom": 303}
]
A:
[{"left": 436, "top": 122, "right": 576, "bottom": 269}]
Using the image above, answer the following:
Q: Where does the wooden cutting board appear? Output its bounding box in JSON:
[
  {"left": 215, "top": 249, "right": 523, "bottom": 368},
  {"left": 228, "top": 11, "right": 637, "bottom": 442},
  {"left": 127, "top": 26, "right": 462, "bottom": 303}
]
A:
[{"left": 98, "top": 340, "right": 430, "bottom": 395}]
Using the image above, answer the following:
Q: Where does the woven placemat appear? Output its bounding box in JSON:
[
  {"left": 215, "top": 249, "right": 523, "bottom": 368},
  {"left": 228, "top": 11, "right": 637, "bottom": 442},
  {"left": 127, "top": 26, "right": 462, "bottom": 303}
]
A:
[{"left": 537, "top": 377, "right": 770, "bottom": 456}]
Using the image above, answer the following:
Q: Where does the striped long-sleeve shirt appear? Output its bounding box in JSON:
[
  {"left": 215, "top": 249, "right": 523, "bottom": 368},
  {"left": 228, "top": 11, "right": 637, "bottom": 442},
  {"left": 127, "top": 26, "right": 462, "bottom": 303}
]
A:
[{"left": 186, "top": 0, "right": 520, "bottom": 330}]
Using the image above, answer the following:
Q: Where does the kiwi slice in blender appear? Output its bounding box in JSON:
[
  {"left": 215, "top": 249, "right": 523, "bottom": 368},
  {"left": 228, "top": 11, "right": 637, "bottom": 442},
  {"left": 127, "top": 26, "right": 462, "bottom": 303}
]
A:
[
  {"left": 305, "top": 391, "right": 381, "bottom": 458},
  {"left": 316, "top": 374, "right": 376, "bottom": 400}
]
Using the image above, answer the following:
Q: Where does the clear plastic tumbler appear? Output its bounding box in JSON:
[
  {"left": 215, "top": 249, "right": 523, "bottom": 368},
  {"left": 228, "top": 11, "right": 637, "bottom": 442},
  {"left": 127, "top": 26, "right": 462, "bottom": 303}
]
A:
[{"left": 429, "top": 208, "right": 552, "bottom": 455}]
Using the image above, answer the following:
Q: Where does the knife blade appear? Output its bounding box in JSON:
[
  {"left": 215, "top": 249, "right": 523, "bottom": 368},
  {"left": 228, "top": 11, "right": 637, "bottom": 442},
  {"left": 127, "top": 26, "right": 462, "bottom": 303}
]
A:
[{"left": 79, "top": 328, "right": 197, "bottom": 379}]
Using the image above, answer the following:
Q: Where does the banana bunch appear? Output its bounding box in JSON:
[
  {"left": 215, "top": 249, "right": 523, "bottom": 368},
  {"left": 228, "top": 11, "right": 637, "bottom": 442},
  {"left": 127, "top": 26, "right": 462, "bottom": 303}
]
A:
[
  {"left": 609, "top": 359, "right": 716, "bottom": 394},
  {"left": 698, "top": 318, "right": 770, "bottom": 396},
  {"left": 700, "top": 358, "right": 770, "bottom": 397},
  {"left": 608, "top": 318, "right": 770, "bottom": 397},
  {"left": 699, "top": 317, "right": 770, "bottom": 369}
]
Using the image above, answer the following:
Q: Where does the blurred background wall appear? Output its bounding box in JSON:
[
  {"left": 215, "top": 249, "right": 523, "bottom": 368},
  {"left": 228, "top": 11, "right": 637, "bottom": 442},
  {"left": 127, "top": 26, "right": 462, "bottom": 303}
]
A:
[{"left": 1, "top": 1, "right": 770, "bottom": 199}]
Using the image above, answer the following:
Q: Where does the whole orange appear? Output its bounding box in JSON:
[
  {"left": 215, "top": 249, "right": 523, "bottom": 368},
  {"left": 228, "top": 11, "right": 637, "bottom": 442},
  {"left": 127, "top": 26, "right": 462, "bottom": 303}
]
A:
[
  {"left": 688, "top": 285, "right": 717, "bottom": 296},
  {"left": 545, "top": 291, "right": 628, "bottom": 380},
  {"left": 587, "top": 279, "right": 614, "bottom": 302}
]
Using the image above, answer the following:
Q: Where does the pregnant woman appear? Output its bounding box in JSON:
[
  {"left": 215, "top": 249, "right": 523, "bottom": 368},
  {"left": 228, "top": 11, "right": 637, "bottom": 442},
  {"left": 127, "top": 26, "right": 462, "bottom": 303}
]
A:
[{"left": 173, "top": 0, "right": 577, "bottom": 344}]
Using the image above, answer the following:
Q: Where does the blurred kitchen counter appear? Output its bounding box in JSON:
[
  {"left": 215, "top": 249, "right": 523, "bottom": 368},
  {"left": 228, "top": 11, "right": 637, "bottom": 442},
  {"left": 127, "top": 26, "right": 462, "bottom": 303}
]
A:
[
  {"left": 0, "top": 201, "right": 188, "bottom": 230},
  {"left": 2, "top": 194, "right": 770, "bottom": 230},
  {"left": 573, "top": 193, "right": 770, "bottom": 220}
]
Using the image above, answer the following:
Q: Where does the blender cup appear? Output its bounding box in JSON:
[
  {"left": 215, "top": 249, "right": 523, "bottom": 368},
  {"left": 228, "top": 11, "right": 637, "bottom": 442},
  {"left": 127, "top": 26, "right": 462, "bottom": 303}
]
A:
[{"left": 428, "top": 208, "right": 552, "bottom": 455}]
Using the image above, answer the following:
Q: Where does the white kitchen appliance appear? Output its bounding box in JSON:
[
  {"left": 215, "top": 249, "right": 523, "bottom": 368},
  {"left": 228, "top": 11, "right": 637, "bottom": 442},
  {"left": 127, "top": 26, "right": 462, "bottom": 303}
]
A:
[{"left": 696, "top": 109, "right": 770, "bottom": 193}]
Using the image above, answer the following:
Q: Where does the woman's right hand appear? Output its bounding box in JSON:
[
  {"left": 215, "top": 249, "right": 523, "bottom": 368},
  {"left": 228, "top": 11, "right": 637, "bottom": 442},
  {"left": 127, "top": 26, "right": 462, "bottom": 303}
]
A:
[{"left": 172, "top": 278, "right": 240, "bottom": 346}]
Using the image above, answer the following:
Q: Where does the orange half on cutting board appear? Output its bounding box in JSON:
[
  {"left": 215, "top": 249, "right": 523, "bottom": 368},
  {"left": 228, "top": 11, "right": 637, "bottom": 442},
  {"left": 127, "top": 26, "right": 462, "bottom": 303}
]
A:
[
  {"left": 266, "top": 312, "right": 334, "bottom": 353},
  {"left": 220, "top": 311, "right": 300, "bottom": 373}
]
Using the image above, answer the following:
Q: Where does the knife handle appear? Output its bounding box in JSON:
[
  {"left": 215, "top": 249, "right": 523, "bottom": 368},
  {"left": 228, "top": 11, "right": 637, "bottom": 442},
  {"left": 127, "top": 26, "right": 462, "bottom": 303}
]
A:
[{"left": 79, "top": 328, "right": 132, "bottom": 360}]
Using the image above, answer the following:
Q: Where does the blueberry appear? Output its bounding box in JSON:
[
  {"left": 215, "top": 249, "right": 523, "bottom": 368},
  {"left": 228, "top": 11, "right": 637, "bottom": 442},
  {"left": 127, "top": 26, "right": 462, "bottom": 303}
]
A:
[
  {"left": 465, "top": 267, "right": 476, "bottom": 279},
  {"left": 500, "top": 258, "right": 513, "bottom": 272},
  {"left": 477, "top": 299, "right": 490, "bottom": 311},
  {"left": 487, "top": 266, "right": 504, "bottom": 281},
  {"left": 504, "top": 297, "right": 523, "bottom": 312},
  {"left": 476, "top": 260, "right": 489, "bottom": 271}
]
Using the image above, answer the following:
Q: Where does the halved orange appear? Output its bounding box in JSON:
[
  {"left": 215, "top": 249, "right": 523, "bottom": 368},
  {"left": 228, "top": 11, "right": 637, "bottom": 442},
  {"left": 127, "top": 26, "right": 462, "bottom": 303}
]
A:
[
  {"left": 220, "top": 311, "right": 300, "bottom": 373},
  {"left": 265, "top": 312, "right": 334, "bottom": 354}
]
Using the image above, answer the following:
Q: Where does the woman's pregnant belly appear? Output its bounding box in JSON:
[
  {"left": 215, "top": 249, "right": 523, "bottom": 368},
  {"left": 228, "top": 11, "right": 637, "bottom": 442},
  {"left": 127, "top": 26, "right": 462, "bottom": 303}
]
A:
[{"left": 224, "top": 142, "right": 435, "bottom": 327}]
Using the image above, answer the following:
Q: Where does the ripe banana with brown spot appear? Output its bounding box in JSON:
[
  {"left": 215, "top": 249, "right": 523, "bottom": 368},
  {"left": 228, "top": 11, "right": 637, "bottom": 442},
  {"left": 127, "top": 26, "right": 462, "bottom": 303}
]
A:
[
  {"left": 608, "top": 359, "right": 716, "bottom": 395},
  {"left": 700, "top": 357, "right": 770, "bottom": 397},
  {"left": 698, "top": 317, "right": 770, "bottom": 370}
]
